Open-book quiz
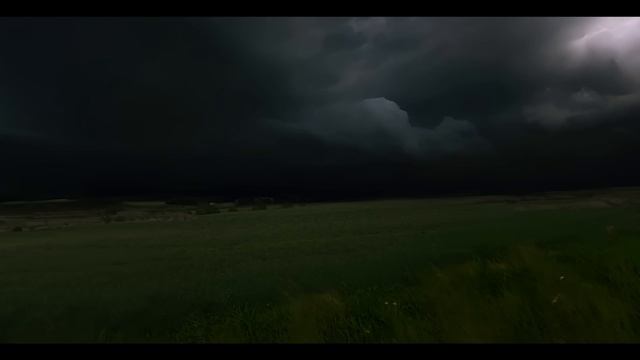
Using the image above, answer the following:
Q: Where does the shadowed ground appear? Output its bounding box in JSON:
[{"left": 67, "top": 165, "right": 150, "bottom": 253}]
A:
[{"left": 1, "top": 188, "right": 640, "bottom": 342}]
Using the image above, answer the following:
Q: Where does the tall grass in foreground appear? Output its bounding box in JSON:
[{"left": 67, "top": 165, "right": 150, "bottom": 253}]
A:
[{"left": 175, "top": 245, "right": 640, "bottom": 343}]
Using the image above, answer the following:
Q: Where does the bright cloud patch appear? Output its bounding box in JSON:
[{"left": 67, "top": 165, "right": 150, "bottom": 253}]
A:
[
  {"left": 565, "top": 17, "right": 640, "bottom": 80},
  {"left": 288, "top": 97, "right": 489, "bottom": 157}
]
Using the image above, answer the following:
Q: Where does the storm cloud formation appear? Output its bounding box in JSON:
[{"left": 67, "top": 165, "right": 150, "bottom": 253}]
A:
[{"left": 2, "top": 17, "right": 640, "bottom": 200}]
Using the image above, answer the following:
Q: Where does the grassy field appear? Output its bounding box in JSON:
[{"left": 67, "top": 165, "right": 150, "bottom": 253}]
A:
[{"left": 1, "top": 188, "right": 640, "bottom": 342}]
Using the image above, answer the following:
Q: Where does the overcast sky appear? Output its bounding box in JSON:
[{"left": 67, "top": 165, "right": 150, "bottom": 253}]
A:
[{"left": 2, "top": 17, "right": 640, "bottom": 200}]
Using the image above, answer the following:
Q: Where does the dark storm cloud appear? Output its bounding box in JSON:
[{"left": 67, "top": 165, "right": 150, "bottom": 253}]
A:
[
  {"left": 0, "top": 18, "right": 290, "bottom": 152},
  {"left": 2, "top": 17, "right": 640, "bottom": 200}
]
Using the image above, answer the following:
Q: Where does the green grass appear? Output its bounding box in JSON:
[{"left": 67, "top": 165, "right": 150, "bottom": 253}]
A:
[
  {"left": 183, "top": 245, "right": 639, "bottom": 343},
  {"left": 1, "top": 190, "right": 640, "bottom": 342}
]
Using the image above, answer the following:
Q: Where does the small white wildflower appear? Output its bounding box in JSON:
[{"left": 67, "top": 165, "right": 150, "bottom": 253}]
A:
[
  {"left": 552, "top": 295, "right": 560, "bottom": 304},
  {"left": 559, "top": 275, "right": 565, "bottom": 281}
]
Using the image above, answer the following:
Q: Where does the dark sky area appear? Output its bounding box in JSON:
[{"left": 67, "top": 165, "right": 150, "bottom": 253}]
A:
[{"left": 2, "top": 17, "right": 640, "bottom": 201}]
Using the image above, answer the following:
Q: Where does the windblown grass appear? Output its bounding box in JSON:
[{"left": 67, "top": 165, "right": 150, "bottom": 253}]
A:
[{"left": 175, "top": 244, "right": 640, "bottom": 343}]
